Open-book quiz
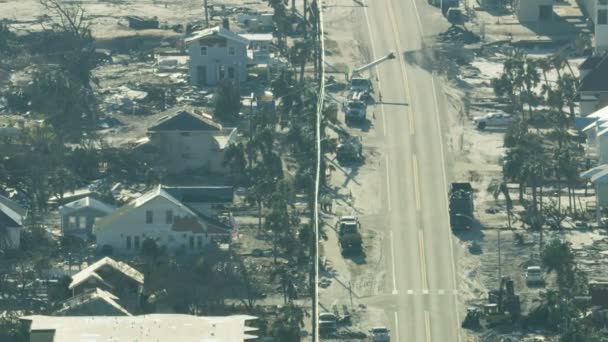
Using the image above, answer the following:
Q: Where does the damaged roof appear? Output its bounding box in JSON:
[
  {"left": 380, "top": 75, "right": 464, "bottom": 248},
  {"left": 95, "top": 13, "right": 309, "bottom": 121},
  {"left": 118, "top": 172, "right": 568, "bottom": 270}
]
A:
[
  {"left": 184, "top": 25, "right": 249, "bottom": 45},
  {"left": 58, "top": 197, "right": 115, "bottom": 216},
  {"left": 161, "top": 185, "right": 234, "bottom": 203},
  {"left": 149, "top": 111, "right": 222, "bottom": 132},
  {"left": 56, "top": 288, "right": 131, "bottom": 316},
  {"left": 580, "top": 55, "right": 608, "bottom": 92},
  {"left": 69, "top": 257, "right": 144, "bottom": 290},
  {"left": 0, "top": 197, "right": 23, "bottom": 228},
  {"left": 95, "top": 185, "right": 232, "bottom": 235}
]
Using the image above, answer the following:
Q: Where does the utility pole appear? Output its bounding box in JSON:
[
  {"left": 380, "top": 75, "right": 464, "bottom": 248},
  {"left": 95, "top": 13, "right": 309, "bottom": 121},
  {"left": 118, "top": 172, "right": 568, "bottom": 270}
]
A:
[{"left": 203, "top": 0, "right": 209, "bottom": 28}]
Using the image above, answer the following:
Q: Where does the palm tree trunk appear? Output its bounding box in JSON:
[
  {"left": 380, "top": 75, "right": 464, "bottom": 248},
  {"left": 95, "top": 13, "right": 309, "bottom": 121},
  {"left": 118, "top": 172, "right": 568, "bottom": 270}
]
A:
[{"left": 258, "top": 201, "right": 262, "bottom": 231}]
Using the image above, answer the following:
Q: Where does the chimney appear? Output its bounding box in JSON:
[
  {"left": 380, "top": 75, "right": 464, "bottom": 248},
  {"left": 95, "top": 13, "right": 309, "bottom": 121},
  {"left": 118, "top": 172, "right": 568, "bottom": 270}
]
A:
[{"left": 222, "top": 18, "right": 230, "bottom": 30}]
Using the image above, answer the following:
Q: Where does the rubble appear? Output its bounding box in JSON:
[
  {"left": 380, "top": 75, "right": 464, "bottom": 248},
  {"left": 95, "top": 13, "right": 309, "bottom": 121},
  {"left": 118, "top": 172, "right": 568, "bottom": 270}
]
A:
[{"left": 437, "top": 26, "right": 481, "bottom": 45}]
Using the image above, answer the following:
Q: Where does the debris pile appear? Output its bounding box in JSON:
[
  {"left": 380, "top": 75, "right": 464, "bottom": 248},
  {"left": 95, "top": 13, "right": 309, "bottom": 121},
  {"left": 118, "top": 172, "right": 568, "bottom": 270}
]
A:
[{"left": 437, "top": 26, "right": 480, "bottom": 45}]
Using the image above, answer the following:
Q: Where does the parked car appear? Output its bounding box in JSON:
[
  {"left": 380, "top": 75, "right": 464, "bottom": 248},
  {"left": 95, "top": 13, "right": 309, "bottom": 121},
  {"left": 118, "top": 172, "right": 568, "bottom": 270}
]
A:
[
  {"left": 319, "top": 312, "right": 338, "bottom": 332},
  {"left": 369, "top": 326, "right": 390, "bottom": 341},
  {"left": 473, "top": 112, "right": 515, "bottom": 129},
  {"left": 525, "top": 266, "right": 544, "bottom": 286}
]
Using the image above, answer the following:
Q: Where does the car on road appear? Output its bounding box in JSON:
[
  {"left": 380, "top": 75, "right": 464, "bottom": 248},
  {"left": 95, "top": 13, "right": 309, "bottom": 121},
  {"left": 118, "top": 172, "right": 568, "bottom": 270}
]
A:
[
  {"left": 473, "top": 112, "right": 515, "bottom": 129},
  {"left": 369, "top": 326, "right": 390, "bottom": 341},
  {"left": 525, "top": 266, "right": 544, "bottom": 286},
  {"left": 319, "top": 312, "right": 338, "bottom": 332}
]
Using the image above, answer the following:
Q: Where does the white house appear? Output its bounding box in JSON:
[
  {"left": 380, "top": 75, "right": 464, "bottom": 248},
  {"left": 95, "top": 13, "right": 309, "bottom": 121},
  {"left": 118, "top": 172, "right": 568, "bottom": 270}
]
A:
[
  {"left": 0, "top": 194, "right": 25, "bottom": 250},
  {"left": 93, "top": 185, "right": 231, "bottom": 254},
  {"left": 580, "top": 0, "right": 608, "bottom": 52},
  {"left": 582, "top": 105, "right": 608, "bottom": 159},
  {"left": 136, "top": 110, "right": 237, "bottom": 175},
  {"left": 185, "top": 25, "right": 249, "bottom": 87}
]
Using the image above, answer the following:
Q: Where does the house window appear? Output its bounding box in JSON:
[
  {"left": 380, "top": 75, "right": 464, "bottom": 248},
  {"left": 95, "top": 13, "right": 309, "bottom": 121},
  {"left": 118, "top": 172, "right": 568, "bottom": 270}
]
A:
[
  {"left": 599, "top": 9, "right": 608, "bottom": 25},
  {"left": 182, "top": 153, "right": 191, "bottom": 159},
  {"left": 228, "top": 67, "right": 235, "bottom": 79},
  {"left": 180, "top": 132, "right": 190, "bottom": 137},
  {"left": 166, "top": 210, "right": 173, "bottom": 224},
  {"left": 68, "top": 216, "right": 77, "bottom": 229},
  {"left": 228, "top": 46, "right": 236, "bottom": 56},
  {"left": 189, "top": 236, "right": 195, "bottom": 249},
  {"left": 126, "top": 236, "right": 132, "bottom": 249},
  {"left": 134, "top": 236, "right": 140, "bottom": 249},
  {"left": 146, "top": 210, "right": 153, "bottom": 224},
  {"left": 197, "top": 236, "right": 203, "bottom": 249},
  {"left": 200, "top": 46, "right": 207, "bottom": 56},
  {"left": 600, "top": 0, "right": 608, "bottom": 5}
]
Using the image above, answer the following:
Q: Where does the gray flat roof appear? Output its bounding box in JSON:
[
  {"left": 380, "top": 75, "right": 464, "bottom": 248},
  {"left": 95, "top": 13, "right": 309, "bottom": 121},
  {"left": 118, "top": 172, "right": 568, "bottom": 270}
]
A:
[{"left": 22, "top": 314, "right": 258, "bottom": 341}]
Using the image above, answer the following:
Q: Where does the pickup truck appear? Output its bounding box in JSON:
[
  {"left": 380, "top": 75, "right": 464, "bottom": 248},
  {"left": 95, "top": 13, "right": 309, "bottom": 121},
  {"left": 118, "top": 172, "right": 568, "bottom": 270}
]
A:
[{"left": 473, "top": 112, "right": 515, "bottom": 129}]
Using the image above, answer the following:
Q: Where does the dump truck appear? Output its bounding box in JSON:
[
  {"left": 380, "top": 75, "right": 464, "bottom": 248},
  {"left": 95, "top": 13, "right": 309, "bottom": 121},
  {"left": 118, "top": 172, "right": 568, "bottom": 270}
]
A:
[{"left": 449, "top": 182, "right": 474, "bottom": 231}]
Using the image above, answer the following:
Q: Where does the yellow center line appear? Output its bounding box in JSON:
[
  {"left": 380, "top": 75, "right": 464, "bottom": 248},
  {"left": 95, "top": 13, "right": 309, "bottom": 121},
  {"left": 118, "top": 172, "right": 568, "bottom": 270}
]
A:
[
  {"left": 425, "top": 310, "right": 432, "bottom": 342},
  {"left": 386, "top": 0, "right": 416, "bottom": 136},
  {"left": 418, "top": 229, "right": 428, "bottom": 290},
  {"left": 413, "top": 154, "right": 421, "bottom": 211}
]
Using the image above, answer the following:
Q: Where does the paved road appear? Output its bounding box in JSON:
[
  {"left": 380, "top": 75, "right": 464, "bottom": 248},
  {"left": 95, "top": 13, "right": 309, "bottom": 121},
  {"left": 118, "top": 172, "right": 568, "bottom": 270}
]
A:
[{"left": 359, "top": 0, "right": 463, "bottom": 341}]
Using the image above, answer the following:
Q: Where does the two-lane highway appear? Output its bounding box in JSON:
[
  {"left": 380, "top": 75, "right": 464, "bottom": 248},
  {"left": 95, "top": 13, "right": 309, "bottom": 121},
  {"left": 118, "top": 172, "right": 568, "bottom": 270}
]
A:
[{"left": 360, "top": 0, "right": 462, "bottom": 340}]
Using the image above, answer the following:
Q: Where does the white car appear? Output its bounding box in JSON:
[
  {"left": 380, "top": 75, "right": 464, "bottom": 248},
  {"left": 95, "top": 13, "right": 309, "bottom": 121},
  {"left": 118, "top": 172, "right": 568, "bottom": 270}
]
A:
[
  {"left": 525, "top": 266, "right": 544, "bottom": 286},
  {"left": 369, "top": 326, "right": 390, "bottom": 342},
  {"left": 473, "top": 112, "right": 515, "bottom": 129}
]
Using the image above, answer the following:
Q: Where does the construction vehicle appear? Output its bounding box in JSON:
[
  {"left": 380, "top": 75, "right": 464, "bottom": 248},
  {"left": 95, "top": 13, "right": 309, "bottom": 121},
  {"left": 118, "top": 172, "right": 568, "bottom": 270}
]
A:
[
  {"left": 449, "top": 182, "right": 474, "bottom": 231},
  {"left": 462, "top": 277, "right": 521, "bottom": 329},
  {"left": 349, "top": 52, "right": 396, "bottom": 98},
  {"left": 344, "top": 99, "right": 367, "bottom": 123},
  {"left": 488, "top": 276, "right": 521, "bottom": 322},
  {"left": 337, "top": 216, "right": 362, "bottom": 256}
]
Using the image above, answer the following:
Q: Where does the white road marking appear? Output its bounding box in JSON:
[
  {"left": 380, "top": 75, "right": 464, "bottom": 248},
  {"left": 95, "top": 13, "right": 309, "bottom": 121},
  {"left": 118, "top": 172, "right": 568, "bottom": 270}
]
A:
[
  {"left": 438, "top": 289, "right": 445, "bottom": 295},
  {"left": 363, "top": 3, "right": 388, "bottom": 137},
  {"left": 431, "top": 74, "right": 462, "bottom": 342},
  {"left": 394, "top": 311, "right": 401, "bottom": 342},
  {"left": 418, "top": 229, "right": 428, "bottom": 290},
  {"left": 385, "top": 155, "right": 392, "bottom": 211},
  {"left": 422, "top": 289, "right": 429, "bottom": 295},
  {"left": 425, "top": 310, "right": 432, "bottom": 342},
  {"left": 412, "top": 154, "right": 421, "bottom": 211},
  {"left": 407, "top": 289, "right": 414, "bottom": 295},
  {"left": 390, "top": 230, "right": 398, "bottom": 295}
]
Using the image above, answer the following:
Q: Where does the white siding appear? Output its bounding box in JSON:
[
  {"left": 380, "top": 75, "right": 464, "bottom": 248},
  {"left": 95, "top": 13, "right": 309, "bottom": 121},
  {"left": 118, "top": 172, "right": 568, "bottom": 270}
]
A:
[{"left": 95, "top": 196, "right": 210, "bottom": 254}]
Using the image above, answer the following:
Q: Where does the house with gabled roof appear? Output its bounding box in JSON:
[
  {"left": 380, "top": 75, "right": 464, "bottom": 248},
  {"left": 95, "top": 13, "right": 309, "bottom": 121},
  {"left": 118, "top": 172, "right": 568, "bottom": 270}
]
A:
[
  {"left": 185, "top": 25, "right": 249, "bottom": 86},
  {"left": 578, "top": 55, "right": 608, "bottom": 116},
  {"left": 55, "top": 288, "right": 132, "bottom": 316},
  {"left": 93, "top": 185, "right": 232, "bottom": 256},
  {"left": 137, "top": 110, "right": 237, "bottom": 175},
  {"left": 69, "top": 256, "right": 144, "bottom": 312},
  {"left": 59, "top": 197, "right": 115, "bottom": 240},
  {"left": 0, "top": 194, "right": 25, "bottom": 250}
]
